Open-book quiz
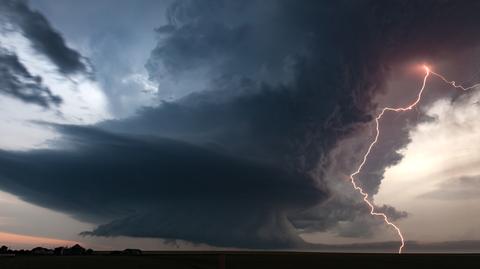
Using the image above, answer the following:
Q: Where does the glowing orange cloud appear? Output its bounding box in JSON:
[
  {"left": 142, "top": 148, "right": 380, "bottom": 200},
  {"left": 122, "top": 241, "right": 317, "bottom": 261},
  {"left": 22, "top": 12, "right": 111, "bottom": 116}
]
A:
[
  {"left": 350, "top": 65, "right": 480, "bottom": 254},
  {"left": 0, "top": 232, "right": 78, "bottom": 249}
]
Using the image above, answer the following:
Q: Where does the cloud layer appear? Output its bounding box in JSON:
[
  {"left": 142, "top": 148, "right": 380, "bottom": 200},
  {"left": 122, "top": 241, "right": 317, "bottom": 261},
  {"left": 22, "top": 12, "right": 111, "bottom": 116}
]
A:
[{"left": 0, "top": 125, "right": 324, "bottom": 248}]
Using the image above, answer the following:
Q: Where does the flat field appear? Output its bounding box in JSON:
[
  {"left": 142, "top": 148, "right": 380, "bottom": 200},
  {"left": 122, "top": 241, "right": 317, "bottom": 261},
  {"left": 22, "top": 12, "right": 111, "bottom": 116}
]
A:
[{"left": 0, "top": 252, "right": 479, "bottom": 269}]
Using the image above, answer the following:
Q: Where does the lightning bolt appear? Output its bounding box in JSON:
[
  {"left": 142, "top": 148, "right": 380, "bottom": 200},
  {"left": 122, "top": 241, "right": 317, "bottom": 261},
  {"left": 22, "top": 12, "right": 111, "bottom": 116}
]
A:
[{"left": 349, "top": 65, "right": 480, "bottom": 254}]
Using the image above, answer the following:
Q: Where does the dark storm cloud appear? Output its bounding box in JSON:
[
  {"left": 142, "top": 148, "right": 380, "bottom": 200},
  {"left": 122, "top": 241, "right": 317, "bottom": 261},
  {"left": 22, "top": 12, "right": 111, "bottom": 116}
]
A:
[
  {"left": 129, "top": 0, "right": 480, "bottom": 175},
  {"left": 105, "top": 0, "right": 480, "bottom": 240},
  {"left": 3, "top": 0, "right": 480, "bottom": 248},
  {"left": 0, "top": 124, "right": 324, "bottom": 248},
  {"left": 420, "top": 175, "right": 480, "bottom": 200},
  {"left": 0, "top": 49, "right": 61, "bottom": 107},
  {"left": 354, "top": 113, "right": 414, "bottom": 194},
  {"left": 290, "top": 198, "right": 407, "bottom": 238},
  {"left": 0, "top": 0, "right": 87, "bottom": 74}
]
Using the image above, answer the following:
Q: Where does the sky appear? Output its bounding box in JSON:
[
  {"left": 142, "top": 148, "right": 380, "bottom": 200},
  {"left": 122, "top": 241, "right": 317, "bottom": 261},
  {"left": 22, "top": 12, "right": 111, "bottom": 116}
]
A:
[{"left": 0, "top": 0, "right": 480, "bottom": 252}]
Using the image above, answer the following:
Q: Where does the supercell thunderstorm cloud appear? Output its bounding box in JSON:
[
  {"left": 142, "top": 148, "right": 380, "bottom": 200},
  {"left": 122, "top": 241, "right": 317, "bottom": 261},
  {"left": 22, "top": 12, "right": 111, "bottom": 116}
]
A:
[{"left": 1, "top": 0, "right": 480, "bottom": 253}]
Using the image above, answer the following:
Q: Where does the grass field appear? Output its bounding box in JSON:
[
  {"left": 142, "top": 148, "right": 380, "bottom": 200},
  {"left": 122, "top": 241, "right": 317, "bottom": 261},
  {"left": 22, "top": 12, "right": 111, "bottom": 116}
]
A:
[{"left": 0, "top": 252, "right": 479, "bottom": 269}]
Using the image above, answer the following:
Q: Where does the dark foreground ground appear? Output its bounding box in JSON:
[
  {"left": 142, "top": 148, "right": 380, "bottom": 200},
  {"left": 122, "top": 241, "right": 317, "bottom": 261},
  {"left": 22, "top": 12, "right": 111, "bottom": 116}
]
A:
[{"left": 0, "top": 252, "right": 479, "bottom": 269}]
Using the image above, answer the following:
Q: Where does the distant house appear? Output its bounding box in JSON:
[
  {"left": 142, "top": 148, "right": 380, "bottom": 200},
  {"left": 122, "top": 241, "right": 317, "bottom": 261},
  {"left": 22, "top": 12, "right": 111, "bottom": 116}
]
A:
[
  {"left": 0, "top": 254, "right": 15, "bottom": 258},
  {"left": 123, "top": 249, "right": 142, "bottom": 255},
  {"left": 31, "top": 247, "right": 53, "bottom": 255}
]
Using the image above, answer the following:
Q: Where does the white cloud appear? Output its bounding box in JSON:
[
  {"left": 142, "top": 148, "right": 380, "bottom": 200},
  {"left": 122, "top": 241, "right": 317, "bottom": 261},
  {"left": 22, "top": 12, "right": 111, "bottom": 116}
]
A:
[
  {"left": 376, "top": 89, "right": 480, "bottom": 242},
  {"left": 0, "top": 26, "right": 110, "bottom": 150}
]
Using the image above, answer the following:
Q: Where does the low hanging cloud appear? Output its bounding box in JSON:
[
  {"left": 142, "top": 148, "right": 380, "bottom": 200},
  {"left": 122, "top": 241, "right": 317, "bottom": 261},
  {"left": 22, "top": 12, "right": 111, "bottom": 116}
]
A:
[
  {"left": 0, "top": 124, "right": 324, "bottom": 248},
  {"left": 2, "top": 0, "right": 480, "bottom": 249}
]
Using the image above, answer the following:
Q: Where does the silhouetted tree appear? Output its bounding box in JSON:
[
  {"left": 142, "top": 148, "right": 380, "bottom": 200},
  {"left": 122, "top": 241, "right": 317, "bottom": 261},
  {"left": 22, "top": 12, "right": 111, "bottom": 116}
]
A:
[{"left": 0, "top": 245, "right": 8, "bottom": 253}]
